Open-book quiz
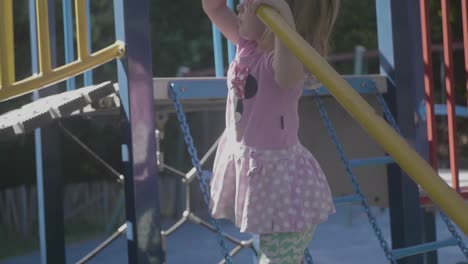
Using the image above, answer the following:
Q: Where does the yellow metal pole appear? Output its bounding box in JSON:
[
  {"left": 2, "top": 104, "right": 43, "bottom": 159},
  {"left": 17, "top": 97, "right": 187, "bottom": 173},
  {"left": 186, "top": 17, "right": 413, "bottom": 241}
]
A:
[
  {"left": 0, "top": 41, "right": 125, "bottom": 101},
  {"left": 0, "top": 0, "right": 16, "bottom": 88},
  {"left": 75, "top": 0, "right": 89, "bottom": 60},
  {"left": 36, "top": 0, "right": 52, "bottom": 74},
  {"left": 256, "top": 5, "right": 468, "bottom": 235}
]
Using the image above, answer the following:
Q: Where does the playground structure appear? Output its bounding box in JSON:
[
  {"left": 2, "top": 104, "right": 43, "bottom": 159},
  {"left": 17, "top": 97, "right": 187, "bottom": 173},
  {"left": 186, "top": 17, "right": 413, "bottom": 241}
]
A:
[{"left": 0, "top": 0, "right": 468, "bottom": 264}]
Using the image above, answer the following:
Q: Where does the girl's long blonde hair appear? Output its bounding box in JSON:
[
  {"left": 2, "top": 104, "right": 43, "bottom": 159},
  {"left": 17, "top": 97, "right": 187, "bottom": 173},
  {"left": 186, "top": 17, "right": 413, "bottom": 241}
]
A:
[{"left": 259, "top": 0, "right": 340, "bottom": 57}]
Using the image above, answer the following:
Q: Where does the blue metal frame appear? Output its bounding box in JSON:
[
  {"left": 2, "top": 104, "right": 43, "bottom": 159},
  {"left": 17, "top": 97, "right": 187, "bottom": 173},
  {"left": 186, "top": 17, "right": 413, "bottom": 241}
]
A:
[
  {"left": 31, "top": 0, "right": 66, "bottom": 263},
  {"left": 354, "top": 45, "right": 368, "bottom": 75},
  {"left": 84, "top": 0, "right": 93, "bottom": 85},
  {"left": 376, "top": 1, "right": 427, "bottom": 263},
  {"left": 226, "top": 0, "right": 236, "bottom": 63},
  {"left": 333, "top": 194, "right": 361, "bottom": 205},
  {"left": 392, "top": 238, "right": 457, "bottom": 260},
  {"left": 419, "top": 103, "right": 468, "bottom": 119},
  {"left": 169, "top": 76, "right": 385, "bottom": 100},
  {"left": 63, "top": 0, "right": 93, "bottom": 90},
  {"left": 29, "top": 0, "right": 44, "bottom": 260},
  {"left": 212, "top": 25, "right": 225, "bottom": 77},
  {"left": 212, "top": 0, "right": 236, "bottom": 71},
  {"left": 349, "top": 156, "right": 394, "bottom": 167},
  {"left": 29, "top": 0, "right": 38, "bottom": 76},
  {"left": 113, "top": 0, "right": 164, "bottom": 262},
  {"left": 19, "top": 0, "right": 458, "bottom": 262},
  {"left": 63, "top": 0, "right": 76, "bottom": 91}
]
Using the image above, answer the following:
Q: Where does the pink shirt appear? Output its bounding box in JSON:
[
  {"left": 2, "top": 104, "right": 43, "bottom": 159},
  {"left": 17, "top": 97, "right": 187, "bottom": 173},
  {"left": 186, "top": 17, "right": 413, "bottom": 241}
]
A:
[
  {"left": 225, "top": 38, "right": 304, "bottom": 150},
  {"left": 210, "top": 40, "right": 336, "bottom": 234}
]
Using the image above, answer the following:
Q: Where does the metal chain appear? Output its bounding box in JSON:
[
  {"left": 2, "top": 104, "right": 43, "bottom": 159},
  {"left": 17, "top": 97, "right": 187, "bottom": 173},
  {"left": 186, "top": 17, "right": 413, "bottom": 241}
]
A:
[
  {"left": 376, "top": 93, "right": 468, "bottom": 259},
  {"left": 169, "top": 85, "right": 233, "bottom": 264},
  {"left": 312, "top": 90, "right": 397, "bottom": 263},
  {"left": 304, "top": 247, "right": 314, "bottom": 264},
  {"left": 440, "top": 211, "right": 468, "bottom": 258},
  {"left": 58, "top": 122, "right": 124, "bottom": 183},
  {"left": 375, "top": 94, "right": 401, "bottom": 134},
  {"left": 170, "top": 78, "right": 467, "bottom": 262}
]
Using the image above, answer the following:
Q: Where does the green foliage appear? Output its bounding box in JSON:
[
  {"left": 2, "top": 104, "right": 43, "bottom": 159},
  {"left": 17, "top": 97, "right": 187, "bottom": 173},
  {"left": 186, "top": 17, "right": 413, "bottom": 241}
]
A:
[
  {"left": 4, "top": 0, "right": 467, "bottom": 85},
  {"left": 149, "top": 0, "right": 214, "bottom": 76},
  {"left": 0, "top": 225, "right": 38, "bottom": 260},
  {"left": 0, "top": 215, "right": 107, "bottom": 260},
  {"left": 332, "top": 0, "right": 378, "bottom": 53}
]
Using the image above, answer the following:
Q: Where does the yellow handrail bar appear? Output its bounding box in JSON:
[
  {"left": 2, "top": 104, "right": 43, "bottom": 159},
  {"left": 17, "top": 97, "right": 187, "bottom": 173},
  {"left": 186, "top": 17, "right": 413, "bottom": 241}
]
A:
[
  {"left": 36, "top": 0, "right": 52, "bottom": 74},
  {"left": 75, "top": 0, "right": 89, "bottom": 60},
  {"left": 256, "top": 5, "right": 468, "bottom": 235},
  {"left": 0, "top": 0, "right": 16, "bottom": 88},
  {"left": 0, "top": 0, "right": 126, "bottom": 101},
  {"left": 0, "top": 42, "right": 125, "bottom": 101}
]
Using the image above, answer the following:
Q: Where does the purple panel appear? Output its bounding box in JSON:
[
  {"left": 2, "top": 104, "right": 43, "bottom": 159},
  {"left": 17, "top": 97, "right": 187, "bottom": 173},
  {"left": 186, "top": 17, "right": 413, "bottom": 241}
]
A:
[{"left": 114, "top": 0, "right": 164, "bottom": 262}]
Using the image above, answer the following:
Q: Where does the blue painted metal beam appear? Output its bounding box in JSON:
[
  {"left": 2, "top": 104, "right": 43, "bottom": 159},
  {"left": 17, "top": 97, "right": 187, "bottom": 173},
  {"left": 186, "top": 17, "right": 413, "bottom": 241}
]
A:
[
  {"left": 391, "top": 238, "right": 457, "bottom": 260},
  {"left": 349, "top": 156, "right": 394, "bottom": 167},
  {"left": 113, "top": 0, "right": 164, "bottom": 263},
  {"left": 63, "top": 0, "right": 76, "bottom": 91},
  {"left": 63, "top": 0, "right": 93, "bottom": 88},
  {"left": 31, "top": 0, "right": 66, "bottom": 263},
  {"left": 333, "top": 194, "right": 361, "bottom": 205},
  {"left": 168, "top": 76, "right": 386, "bottom": 100},
  {"left": 84, "top": 0, "right": 93, "bottom": 85},
  {"left": 28, "top": 3, "right": 46, "bottom": 262},
  {"left": 226, "top": 0, "right": 236, "bottom": 63},
  {"left": 419, "top": 103, "right": 468, "bottom": 119},
  {"left": 29, "top": 0, "right": 38, "bottom": 76},
  {"left": 212, "top": 25, "right": 225, "bottom": 77},
  {"left": 376, "top": 1, "right": 427, "bottom": 263}
]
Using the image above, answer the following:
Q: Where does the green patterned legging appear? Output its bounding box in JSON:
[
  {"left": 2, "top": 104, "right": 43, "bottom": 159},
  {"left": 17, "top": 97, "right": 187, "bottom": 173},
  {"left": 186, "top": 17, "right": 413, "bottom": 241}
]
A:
[{"left": 258, "top": 225, "right": 316, "bottom": 264}]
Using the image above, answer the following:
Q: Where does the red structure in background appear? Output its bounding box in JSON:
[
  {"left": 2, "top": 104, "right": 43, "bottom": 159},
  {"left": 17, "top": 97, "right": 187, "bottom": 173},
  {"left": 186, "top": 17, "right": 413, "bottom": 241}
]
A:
[
  {"left": 420, "top": 0, "right": 438, "bottom": 171},
  {"left": 463, "top": 0, "right": 468, "bottom": 106},
  {"left": 441, "top": 0, "right": 460, "bottom": 192},
  {"left": 419, "top": 0, "right": 468, "bottom": 204}
]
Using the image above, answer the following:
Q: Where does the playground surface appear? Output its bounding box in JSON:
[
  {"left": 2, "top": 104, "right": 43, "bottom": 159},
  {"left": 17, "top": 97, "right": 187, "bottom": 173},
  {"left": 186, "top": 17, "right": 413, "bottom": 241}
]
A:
[
  {"left": 1, "top": 205, "right": 466, "bottom": 264},
  {"left": 438, "top": 169, "right": 468, "bottom": 188}
]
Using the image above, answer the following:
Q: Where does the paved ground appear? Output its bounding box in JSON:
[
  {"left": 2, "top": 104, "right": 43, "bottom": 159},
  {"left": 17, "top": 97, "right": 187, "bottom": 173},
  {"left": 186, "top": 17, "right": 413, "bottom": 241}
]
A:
[{"left": 1, "top": 205, "right": 467, "bottom": 264}]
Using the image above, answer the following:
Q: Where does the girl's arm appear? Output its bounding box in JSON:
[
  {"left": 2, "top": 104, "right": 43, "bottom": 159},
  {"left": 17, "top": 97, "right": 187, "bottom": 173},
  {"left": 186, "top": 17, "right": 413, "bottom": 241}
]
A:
[
  {"left": 202, "top": 0, "right": 240, "bottom": 44},
  {"left": 253, "top": 0, "right": 304, "bottom": 89}
]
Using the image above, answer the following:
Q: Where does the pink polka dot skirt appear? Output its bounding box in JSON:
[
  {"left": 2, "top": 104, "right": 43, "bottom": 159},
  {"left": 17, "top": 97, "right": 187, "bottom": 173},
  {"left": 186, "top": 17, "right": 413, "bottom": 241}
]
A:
[{"left": 209, "top": 135, "right": 336, "bottom": 235}]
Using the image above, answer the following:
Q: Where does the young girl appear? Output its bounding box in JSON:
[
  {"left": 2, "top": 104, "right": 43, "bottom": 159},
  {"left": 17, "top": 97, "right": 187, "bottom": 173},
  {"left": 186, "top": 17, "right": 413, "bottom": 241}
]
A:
[{"left": 203, "top": 0, "right": 339, "bottom": 262}]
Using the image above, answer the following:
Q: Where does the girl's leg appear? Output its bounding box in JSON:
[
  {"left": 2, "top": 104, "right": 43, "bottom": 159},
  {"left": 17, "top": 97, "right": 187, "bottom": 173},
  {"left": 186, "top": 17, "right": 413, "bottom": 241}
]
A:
[{"left": 258, "top": 225, "right": 316, "bottom": 264}]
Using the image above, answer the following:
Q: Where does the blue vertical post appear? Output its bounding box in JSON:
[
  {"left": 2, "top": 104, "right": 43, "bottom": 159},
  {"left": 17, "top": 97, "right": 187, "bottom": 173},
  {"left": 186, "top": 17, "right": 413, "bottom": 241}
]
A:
[
  {"left": 84, "top": 0, "right": 93, "bottom": 85},
  {"left": 212, "top": 25, "right": 224, "bottom": 77},
  {"left": 422, "top": 209, "right": 437, "bottom": 264},
  {"left": 353, "top": 45, "right": 367, "bottom": 75},
  {"left": 376, "top": 1, "right": 426, "bottom": 264},
  {"left": 226, "top": 0, "right": 236, "bottom": 63},
  {"left": 114, "top": 0, "right": 164, "bottom": 263},
  {"left": 31, "top": 0, "right": 66, "bottom": 263},
  {"left": 63, "top": 0, "right": 76, "bottom": 90},
  {"left": 29, "top": 0, "right": 38, "bottom": 76},
  {"left": 64, "top": 0, "right": 93, "bottom": 87}
]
